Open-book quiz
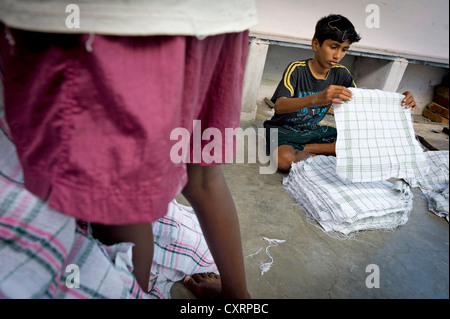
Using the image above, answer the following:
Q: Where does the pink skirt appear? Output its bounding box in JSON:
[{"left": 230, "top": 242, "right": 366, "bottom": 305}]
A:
[{"left": 0, "top": 25, "right": 249, "bottom": 224}]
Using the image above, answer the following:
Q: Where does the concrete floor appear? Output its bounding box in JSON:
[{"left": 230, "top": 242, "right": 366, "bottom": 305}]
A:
[{"left": 171, "top": 104, "right": 449, "bottom": 299}]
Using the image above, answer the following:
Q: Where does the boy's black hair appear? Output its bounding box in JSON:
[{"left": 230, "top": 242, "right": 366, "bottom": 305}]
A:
[{"left": 314, "top": 14, "right": 361, "bottom": 45}]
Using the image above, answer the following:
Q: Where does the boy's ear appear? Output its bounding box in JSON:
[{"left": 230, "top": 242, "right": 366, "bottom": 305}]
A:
[{"left": 311, "top": 38, "right": 320, "bottom": 52}]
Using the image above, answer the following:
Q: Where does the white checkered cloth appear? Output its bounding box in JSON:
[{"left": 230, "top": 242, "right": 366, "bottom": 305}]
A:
[
  {"left": 334, "top": 88, "right": 430, "bottom": 183},
  {"left": 404, "top": 151, "right": 449, "bottom": 222},
  {"left": 283, "top": 156, "right": 413, "bottom": 235},
  {"left": 150, "top": 201, "right": 217, "bottom": 298}
]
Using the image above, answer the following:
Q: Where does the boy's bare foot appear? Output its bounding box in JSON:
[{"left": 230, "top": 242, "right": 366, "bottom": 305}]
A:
[{"left": 183, "top": 273, "right": 222, "bottom": 299}]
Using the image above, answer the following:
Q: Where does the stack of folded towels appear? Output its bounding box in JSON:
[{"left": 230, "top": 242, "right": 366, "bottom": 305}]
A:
[
  {"left": 283, "top": 88, "right": 436, "bottom": 235},
  {"left": 283, "top": 155, "right": 413, "bottom": 235}
]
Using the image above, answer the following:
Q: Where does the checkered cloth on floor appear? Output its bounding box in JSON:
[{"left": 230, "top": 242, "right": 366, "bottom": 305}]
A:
[
  {"left": 150, "top": 201, "right": 217, "bottom": 298},
  {"left": 404, "top": 151, "right": 449, "bottom": 222},
  {"left": 283, "top": 156, "right": 413, "bottom": 235},
  {"left": 334, "top": 88, "right": 429, "bottom": 183},
  {"left": 0, "top": 106, "right": 216, "bottom": 299}
]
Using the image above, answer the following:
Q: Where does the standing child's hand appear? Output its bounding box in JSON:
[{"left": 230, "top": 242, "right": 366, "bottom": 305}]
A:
[{"left": 402, "top": 91, "right": 417, "bottom": 110}]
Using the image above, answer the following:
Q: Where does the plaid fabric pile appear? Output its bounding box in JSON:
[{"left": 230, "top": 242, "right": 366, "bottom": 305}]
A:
[
  {"left": 283, "top": 156, "right": 413, "bottom": 235},
  {"left": 404, "top": 151, "right": 449, "bottom": 222},
  {"left": 334, "top": 88, "right": 429, "bottom": 182},
  {"left": 0, "top": 105, "right": 216, "bottom": 299},
  {"left": 150, "top": 201, "right": 217, "bottom": 298}
]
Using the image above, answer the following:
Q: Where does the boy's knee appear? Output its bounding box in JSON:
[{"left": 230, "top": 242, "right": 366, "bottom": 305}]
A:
[{"left": 276, "top": 149, "right": 295, "bottom": 172}]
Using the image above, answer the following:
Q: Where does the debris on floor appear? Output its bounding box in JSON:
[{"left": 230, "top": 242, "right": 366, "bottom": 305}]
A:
[
  {"left": 422, "top": 85, "right": 449, "bottom": 124},
  {"left": 247, "top": 237, "right": 286, "bottom": 276}
]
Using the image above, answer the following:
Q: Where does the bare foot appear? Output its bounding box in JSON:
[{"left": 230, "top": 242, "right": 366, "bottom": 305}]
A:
[{"left": 183, "top": 273, "right": 222, "bottom": 299}]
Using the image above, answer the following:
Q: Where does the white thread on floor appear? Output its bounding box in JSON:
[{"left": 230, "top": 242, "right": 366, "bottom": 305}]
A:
[
  {"left": 246, "top": 247, "right": 262, "bottom": 258},
  {"left": 247, "top": 237, "right": 286, "bottom": 276}
]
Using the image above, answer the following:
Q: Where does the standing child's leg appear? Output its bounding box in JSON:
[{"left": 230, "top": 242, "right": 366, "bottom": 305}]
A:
[
  {"left": 91, "top": 223, "right": 154, "bottom": 292},
  {"left": 181, "top": 164, "right": 250, "bottom": 299}
]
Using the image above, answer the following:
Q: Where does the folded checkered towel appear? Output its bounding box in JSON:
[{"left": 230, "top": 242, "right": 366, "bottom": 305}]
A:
[
  {"left": 283, "top": 156, "right": 413, "bottom": 235},
  {"left": 334, "top": 88, "right": 429, "bottom": 183},
  {"left": 404, "top": 151, "right": 449, "bottom": 222}
]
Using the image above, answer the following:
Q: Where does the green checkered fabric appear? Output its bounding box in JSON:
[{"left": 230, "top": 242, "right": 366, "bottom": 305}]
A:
[{"left": 334, "top": 88, "right": 429, "bottom": 182}]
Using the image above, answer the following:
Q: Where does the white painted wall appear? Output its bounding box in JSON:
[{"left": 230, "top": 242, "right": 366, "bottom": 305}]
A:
[
  {"left": 251, "top": 0, "right": 449, "bottom": 117},
  {"left": 251, "top": 0, "right": 449, "bottom": 64},
  {"left": 398, "top": 63, "right": 449, "bottom": 110}
]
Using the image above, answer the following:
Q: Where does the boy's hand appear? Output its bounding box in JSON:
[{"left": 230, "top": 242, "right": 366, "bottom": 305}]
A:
[
  {"left": 316, "top": 85, "right": 353, "bottom": 105},
  {"left": 402, "top": 91, "right": 417, "bottom": 110}
]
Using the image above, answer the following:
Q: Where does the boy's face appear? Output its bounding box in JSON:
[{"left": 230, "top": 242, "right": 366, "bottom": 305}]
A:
[{"left": 312, "top": 38, "right": 351, "bottom": 69}]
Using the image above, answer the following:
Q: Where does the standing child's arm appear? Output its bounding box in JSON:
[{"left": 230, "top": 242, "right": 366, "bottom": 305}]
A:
[{"left": 182, "top": 164, "right": 250, "bottom": 299}]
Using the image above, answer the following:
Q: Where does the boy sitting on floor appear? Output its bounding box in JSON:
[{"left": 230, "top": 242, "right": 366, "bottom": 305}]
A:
[{"left": 264, "top": 14, "right": 417, "bottom": 172}]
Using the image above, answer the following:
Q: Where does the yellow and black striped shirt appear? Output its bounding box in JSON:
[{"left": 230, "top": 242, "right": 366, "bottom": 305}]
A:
[{"left": 265, "top": 59, "right": 356, "bottom": 132}]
